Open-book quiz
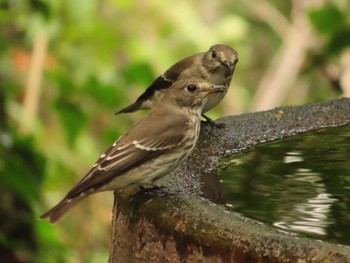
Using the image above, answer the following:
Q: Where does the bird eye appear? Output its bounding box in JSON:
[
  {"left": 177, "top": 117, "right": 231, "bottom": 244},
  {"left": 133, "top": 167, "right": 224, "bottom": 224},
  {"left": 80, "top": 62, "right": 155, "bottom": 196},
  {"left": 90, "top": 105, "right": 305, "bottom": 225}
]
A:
[
  {"left": 211, "top": 50, "right": 217, "bottom": 59},
  {"left": 186, "top": 84, "right": 197, "bottom": 92}
]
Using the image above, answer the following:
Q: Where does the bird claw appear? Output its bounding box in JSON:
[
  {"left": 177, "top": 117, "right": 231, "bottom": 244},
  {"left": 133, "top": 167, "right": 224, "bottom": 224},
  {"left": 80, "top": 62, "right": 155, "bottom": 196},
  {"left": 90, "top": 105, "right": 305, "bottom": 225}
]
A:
[
  {"left": 211, "top": 121, "right": 226, "bottom": 129},
  {"left": 201, "top": 115, "right": 226, "bottom": 129},
  {"left": 129, "top": 185, "right": 168, "bottom": 199}
]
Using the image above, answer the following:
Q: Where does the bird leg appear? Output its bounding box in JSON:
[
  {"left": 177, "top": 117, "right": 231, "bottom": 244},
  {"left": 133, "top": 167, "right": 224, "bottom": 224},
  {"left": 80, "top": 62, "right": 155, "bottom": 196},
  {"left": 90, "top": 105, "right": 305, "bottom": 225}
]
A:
[{"left": 201, "top": 114, "right": 226, "bottom": 128}]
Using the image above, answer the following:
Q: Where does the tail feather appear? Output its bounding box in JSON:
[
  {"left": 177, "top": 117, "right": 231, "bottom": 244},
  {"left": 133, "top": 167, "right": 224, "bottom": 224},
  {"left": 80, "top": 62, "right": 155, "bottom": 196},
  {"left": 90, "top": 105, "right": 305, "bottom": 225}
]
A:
[
  {"left": 115, "top": 101, "right": 142, "bottom": 115},
  {"left": 40, "top": 195, "right": 85, "bottom": 224}
]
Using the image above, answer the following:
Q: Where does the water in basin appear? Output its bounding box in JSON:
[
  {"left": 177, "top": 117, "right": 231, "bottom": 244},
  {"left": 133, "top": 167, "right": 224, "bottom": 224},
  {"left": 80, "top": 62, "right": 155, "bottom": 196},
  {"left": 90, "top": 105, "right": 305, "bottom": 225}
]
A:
[{"left": 218, "top": 125, "right": 350, "bottom": 245}]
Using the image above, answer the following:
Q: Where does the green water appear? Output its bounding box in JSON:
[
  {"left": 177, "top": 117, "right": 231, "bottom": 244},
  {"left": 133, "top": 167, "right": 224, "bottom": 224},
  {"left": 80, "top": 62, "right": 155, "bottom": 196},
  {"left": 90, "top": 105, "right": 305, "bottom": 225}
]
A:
[{"left": 219, "top": 126, "right": 350, "bottom": 245}]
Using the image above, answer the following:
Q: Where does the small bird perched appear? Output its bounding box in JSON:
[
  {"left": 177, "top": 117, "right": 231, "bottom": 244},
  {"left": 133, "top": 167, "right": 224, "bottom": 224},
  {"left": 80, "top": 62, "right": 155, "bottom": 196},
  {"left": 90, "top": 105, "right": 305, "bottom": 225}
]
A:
[
  {"left": 40, "top": 79, "right": 226, "bottom": 223},
  {"left": 116, "top": 44, "right": 238, "bottom": 124}
]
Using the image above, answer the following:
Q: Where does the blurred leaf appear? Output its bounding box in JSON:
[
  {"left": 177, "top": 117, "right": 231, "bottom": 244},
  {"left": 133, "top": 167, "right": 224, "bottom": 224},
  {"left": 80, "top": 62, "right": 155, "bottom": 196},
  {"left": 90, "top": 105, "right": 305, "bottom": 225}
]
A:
[
  {"left": 84, "top": 76, "right": 123, "bottom": 107},
  {"left": 47, "top": 70, "right": 76, "bottom": 96},
  {"left": 121, "top": 62, "right": 155, "bottom": 85},
  {"left": 0, "top": 129, "right": 45, "bottom": 262},
  {"left": 0, "top": 132, "right": 44, "bottom": 203},
  {"left": 29, "top": 0, "right": 50, "bottom": 20},
  {"left": 308, "top": 4, "right": 345, "bottom": 35},
  {"left": 325, "top": 28, "right": 350, "bottom": 56},
  {"left": 35, "top": 220, "right": 68, "bottom": 263},
  {"left": 53, "top": 99, "right": 87, "bottom": 145}
]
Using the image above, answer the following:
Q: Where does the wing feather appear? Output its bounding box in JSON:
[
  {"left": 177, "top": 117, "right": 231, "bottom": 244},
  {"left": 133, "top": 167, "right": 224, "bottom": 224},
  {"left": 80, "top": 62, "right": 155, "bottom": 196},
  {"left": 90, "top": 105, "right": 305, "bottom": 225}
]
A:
[
  {"left": 65, "top": 132, "right": 185, "bottom": 199},
  {"left": 136, "top": 54, "right": 197, "bottom": 103}
]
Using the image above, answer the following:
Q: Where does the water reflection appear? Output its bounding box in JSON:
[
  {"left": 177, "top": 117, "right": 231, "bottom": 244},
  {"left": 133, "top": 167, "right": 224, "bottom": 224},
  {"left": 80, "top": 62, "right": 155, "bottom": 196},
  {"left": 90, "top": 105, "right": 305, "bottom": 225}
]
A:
[
  {"left": 217, "top": 126, "right": 350, "bottom": 245},
  {"left": 283, "top": 151, "right": 303, "bottom": 164},
  {"left": 199, "top": 172, "right": 226, "bottom": 205},
  {"left": 274, "top": 192, "right": 337, "bottom": 236}
]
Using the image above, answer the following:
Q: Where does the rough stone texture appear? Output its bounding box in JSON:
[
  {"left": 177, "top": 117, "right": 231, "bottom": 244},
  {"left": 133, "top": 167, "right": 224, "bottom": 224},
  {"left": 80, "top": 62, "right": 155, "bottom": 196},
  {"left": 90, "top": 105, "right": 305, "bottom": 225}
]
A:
[{"left": 110, "top": 98, "right": 350, "bottom": 263}]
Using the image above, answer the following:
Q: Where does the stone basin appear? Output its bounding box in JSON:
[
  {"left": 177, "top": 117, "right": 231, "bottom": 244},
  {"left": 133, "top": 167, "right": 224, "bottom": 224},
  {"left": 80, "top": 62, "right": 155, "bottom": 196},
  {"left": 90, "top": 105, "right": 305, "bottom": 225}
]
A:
[{"left": 110, "top": 98, "right": 350, "bottom": 263}]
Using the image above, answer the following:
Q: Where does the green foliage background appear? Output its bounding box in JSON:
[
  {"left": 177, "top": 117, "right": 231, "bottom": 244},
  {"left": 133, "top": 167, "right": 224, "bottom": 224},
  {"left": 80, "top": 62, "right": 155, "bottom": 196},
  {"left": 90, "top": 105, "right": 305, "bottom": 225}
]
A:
[{"left": 0, "top": 0, "right": 349, "bottom": 262}]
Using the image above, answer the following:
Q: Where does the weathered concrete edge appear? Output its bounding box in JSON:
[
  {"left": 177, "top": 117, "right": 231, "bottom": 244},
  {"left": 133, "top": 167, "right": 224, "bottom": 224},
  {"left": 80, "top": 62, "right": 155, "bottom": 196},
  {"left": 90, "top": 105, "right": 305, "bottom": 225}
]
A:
[{"left": 110, "top": 98, "right": 350, "bottom": 263}]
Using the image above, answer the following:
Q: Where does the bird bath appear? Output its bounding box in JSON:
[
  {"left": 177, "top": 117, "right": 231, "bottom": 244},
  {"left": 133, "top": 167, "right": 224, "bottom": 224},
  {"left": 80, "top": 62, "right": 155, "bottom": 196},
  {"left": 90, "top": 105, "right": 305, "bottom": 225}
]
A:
[{"left": 110, "top": 98, "right": 350, "bottom": 263}]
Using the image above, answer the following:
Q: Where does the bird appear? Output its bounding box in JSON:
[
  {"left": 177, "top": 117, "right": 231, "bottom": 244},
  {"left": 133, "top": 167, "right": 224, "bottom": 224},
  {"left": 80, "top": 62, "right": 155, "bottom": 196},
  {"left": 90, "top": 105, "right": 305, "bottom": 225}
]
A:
[
  {"left": 40, "top": 79, "right": 226, "bottom": 223},
  {"left": 115, "top": 44, "right": 238, "bottom": 125}
]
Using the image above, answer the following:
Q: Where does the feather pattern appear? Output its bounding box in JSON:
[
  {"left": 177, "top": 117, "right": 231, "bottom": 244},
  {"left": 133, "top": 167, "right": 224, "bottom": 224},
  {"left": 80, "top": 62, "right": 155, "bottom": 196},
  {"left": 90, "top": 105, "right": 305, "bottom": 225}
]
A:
[{"left": 62, "top": 110, "right": 190, "bottom": 201}]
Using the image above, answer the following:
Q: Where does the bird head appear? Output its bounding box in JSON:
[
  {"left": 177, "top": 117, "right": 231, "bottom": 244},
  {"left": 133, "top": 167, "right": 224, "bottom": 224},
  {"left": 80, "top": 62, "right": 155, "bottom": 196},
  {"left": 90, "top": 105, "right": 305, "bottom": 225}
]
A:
[
  {"left": 161, "top": 79, "right": 226, "bottom": 113},
  {"left": 203, "top": 44, "right": 239, "bottom": 76}
]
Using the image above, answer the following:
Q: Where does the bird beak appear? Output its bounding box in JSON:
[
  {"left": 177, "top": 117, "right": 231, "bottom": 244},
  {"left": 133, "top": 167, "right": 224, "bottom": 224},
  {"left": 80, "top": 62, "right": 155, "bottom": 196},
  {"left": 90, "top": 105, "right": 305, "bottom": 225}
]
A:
[
  {"left": 225, "top": 61, "right": 232, "bottom": 69},
  {"left": 221, "top": 61, "right": 231, "bottom": 69},
  {"left": 199, "top": 85, "right": 226, "bottom": 94},
  {"left": 222, "top": 57, "right": 239, "bottom": 70}
]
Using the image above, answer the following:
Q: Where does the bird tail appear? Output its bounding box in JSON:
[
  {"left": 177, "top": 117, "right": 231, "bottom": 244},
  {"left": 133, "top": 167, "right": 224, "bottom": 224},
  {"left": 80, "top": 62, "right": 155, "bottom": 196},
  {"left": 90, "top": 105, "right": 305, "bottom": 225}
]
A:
[
  {"left": 115, "top": 101, "right": 143, "bottom": 115},
  {"left": 40, "top": 195, "right": 85, "bottom": 224}
]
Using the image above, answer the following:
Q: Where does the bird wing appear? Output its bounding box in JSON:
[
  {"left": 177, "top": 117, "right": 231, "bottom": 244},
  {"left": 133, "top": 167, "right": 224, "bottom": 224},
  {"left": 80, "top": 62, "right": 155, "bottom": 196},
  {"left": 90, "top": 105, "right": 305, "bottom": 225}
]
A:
[
  {"left": 65, "top": 115, "right": 187, "bottom": 199},
  {"left": 136, "top": 54, "right": 197, "bottom": 102},
  {"left": 135, "top": 75, "right": 173, "bottom": 102},
  {"left": 115, "top": 54, "right": 199, "bottom": 114},
  {"left": 114, "top": 74, "right": 173, "bottom": 114}
]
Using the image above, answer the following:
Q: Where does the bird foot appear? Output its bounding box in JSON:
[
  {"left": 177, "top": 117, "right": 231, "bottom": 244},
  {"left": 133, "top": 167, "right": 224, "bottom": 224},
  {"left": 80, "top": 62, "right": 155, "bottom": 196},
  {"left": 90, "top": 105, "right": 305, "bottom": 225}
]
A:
[
  {"left": 129, "top": 185, "right": 168, "bottom": 199},
  {"left": 201, "top": 115, "right": 226, "bottom": 129}
]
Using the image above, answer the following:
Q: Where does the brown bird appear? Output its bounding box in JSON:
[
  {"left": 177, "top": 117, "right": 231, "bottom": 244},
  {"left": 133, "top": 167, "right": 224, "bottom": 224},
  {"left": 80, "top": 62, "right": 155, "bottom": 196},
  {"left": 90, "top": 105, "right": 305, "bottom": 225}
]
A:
[
  {"left": 116, "top": 44, "right": 238, "bottom": 124},
  {"left": 40, "top": 79, "right": 226, "bottom": 223}
]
